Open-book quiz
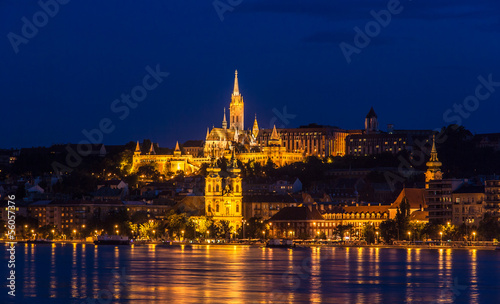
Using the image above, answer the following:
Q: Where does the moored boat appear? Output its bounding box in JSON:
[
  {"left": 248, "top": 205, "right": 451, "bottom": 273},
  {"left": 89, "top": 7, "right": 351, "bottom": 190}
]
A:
[
  {"left": 94, "top": 235, "right": 130, "bottom": 245},
  {"left": 27, "top": 239, "right": 54, "bottom": 244},
  {"left": 266, "top": 239, "right": 295, "bottom": 248}
]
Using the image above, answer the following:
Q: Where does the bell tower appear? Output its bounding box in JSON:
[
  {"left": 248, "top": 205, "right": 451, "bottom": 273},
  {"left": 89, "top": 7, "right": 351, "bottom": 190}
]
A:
[
  {"left": 229, "top": 70, "right": 244, "bottom": 131},
  {"left": 425, "top": 135, "right": 443, "bottom": 187}
]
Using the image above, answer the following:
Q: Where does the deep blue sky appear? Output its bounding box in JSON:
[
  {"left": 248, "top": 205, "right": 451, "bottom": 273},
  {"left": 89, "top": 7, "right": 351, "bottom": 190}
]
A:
[{"left": 2, "top": 0, "right": 500, "bottom": 149}]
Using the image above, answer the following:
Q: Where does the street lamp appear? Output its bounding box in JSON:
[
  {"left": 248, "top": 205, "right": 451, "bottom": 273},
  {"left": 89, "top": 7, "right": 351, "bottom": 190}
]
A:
[
  {"left": 472, "top": 231, "right": 476, "bottom": 243},
  {"left": 376, "top": 231, "right": 379, "bottom": 243},
  {"left": 73, "top": 229, "right": 77, "bottom": 240},
  {"left": 262, "top": 230, "right": 265, "bottom": 239},
  {"left": 152, "top": 230, "right": 156, "bottom": 240},
  {"left": 408, "top": 231, "right": 411, "bottom": 242},
  {"left": 439, "top": 231, "right": 443, "bottom": 243}
]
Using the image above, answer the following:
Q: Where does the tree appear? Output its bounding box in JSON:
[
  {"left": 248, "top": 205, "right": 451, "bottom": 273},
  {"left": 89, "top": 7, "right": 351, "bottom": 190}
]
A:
[
  {"left": 379, "top": 219, "right": 398, "bottom": 243},
  {"left": 137, "top": 165, "right": 161, "bottom": 182},
  {"left": 217, "top": 220, "right": 232, "bottom": 239},
  {"left": 362, "top": 223, "right": 376, "bottom": 244},
  {"left": 139, "top": 220, "right": 160, "bottom": 240},
  {"left": 478, "top": 213, "right": 500, "bottom": 241},
  {"left": 333, "top": 224, "right": 353, "bottom": 240},
  {"left": 166, "top": 211, "right": 188, "bottom": 239},
  {"left": 244, "top": 217, "right": 267, "bottom": 239},
  {"left": 395, "top": 197, "right": 411, "bottom": 240}
]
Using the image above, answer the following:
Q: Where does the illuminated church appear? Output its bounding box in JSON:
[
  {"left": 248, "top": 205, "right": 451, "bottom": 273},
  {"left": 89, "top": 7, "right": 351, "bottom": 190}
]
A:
[
  {"left": 132, "top": 70, "right": 304, "bottom": 175},
  {"left": 205, "top": 155, "right": 243, "bottom": 231}
]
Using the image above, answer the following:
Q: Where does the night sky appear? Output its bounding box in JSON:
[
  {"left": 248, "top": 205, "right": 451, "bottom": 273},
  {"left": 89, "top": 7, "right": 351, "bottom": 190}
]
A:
[{"left": 2, "top": 0, "right": 500, "bottom": 149}]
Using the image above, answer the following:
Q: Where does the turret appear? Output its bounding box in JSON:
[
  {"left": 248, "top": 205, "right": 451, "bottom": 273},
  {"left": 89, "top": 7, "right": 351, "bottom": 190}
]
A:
[
  {"left": 252, "top": 114, "right": 259, "bottom": 138},
  {"left": 174, "top": 141, "right": 181, "bottom": 156},
  {"left": 222, "top": 108, "right": 227, "bottom": 129}
]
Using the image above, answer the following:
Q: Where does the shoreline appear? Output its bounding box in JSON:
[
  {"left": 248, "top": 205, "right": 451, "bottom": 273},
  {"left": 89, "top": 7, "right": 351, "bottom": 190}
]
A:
[{"left": 2, "top": 240, "right": 498, "bottom": 250}]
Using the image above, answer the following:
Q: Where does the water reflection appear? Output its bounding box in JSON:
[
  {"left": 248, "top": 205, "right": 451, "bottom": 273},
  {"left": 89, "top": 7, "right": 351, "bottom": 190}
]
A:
[{"left": 5, "top": 244, "right": 500, "bottom": 303}]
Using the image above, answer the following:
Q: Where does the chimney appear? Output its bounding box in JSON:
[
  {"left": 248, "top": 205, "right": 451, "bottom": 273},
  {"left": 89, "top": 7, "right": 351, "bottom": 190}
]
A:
[{"left": 387, "top": 124, "right": 394, "bottom": 134}]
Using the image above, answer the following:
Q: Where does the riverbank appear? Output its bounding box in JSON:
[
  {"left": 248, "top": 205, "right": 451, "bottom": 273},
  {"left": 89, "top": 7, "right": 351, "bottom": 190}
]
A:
[{"left": 3, "top": 239, "right": 499, "bottom": 250}]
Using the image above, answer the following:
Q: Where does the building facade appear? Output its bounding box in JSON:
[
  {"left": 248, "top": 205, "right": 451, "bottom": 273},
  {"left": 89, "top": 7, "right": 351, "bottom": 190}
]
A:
[
  {"left": 451, "top": 185, "right": 485, "bottom": 226},
  {"left": 485, "top": 179, "right": 500, "bottom": 217},
  {"left": 346, "top": 108, "right": 433, "bottom": 156},
  {"left": 257, "top": 124, "right": 350, "bottom": 158},
  {"left": 204, "top": 158, "right": 243, "bottom": 231}
]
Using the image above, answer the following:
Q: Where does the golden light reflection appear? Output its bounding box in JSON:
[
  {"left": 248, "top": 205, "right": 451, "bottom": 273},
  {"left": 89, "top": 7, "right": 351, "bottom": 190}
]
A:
[
  {"left": 27, "top": 243, "right": 36, "bottom": 298},
  {"left": 71, "top": 242, "right": 78, "bottom": 298},
  {"left": 81, "top": 244, "right": 87, "bottom": 297},
  {"left": 406, "top": 248, "right": 413, "bottom": 303},
  {"left": 469, "top": 249, "right": 478, "bottom": 303},
  {"left": 50, "top": 243, "right": 57, "bottom": 298},
  {"left": 309, "top": 246, "right": 322, "bottom": 303}
]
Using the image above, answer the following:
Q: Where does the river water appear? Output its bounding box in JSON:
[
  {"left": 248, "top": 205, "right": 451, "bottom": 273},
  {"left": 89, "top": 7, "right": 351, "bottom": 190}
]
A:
[{"left": 2, "top": 243, "right": 499, "bottom": 303}]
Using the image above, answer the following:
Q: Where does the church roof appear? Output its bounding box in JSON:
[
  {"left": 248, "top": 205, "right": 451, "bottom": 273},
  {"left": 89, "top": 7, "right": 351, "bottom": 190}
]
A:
[
  {"left": 183, "top": 140, "right": 204, "bottom": 147},
  {"left": 270, "top": 206, "right": 324, "bottom": 221},
  {"left": 391, "top": 188, "right": 426, "bottom": 210}
]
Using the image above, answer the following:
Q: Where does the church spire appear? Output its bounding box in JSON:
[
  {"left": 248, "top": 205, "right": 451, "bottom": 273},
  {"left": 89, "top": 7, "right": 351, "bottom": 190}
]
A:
[
  {"left": 429, "top": 134, "right": 439, "bottom": 162},
  {"left": 206, "top": 127, "right": 210, "bottom": 140},
  {"left": 233, "top": 70, "right": 239, "bottom": 96},
  {"left": 252, "top": 114, "right": 259, "bottom": 138},
  {"left": 425, "top": 134, "right": 443, "bottom": 184},
  {"left": 222, "top": 108, "right": 227, "bottom": 129}
]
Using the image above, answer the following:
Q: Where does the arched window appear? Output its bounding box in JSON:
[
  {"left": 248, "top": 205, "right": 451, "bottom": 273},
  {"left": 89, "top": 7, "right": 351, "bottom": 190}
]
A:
[
  {"left": 216, "top": 184, "right": 220, "bottom": 192},
  {"left": 208, "top": 205, "right": 211, "bottom": 213},
  {"left": 226, "top": 207, "right": 229, "bottom": 215},
  {"left": 208, "top": 184, "right": 212, "bottom": 192},
  {"left": 236, "top": 204, "right": 239, "bottom": 213},
  {"left": 235, "top": 184, "right": 239, "bottom": 192},
  {"left": 216, "top": 203, "right": 220, "bottom": 213}
]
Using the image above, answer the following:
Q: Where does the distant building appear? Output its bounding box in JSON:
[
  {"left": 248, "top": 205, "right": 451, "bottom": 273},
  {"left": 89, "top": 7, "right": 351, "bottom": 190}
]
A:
[
  {"left": 424, "top": 136, "right": 465, "bottom": 224},
  {"left": 474, "top": 133, "right": 500, "bottom": 151},
  {"left": 257, "top": 124, "right": 351, "bottom": 158},
  {"left": 346, "top": 108, "right": 433, "bottom": 156},
  {"left": 269, "top": 187, "right": 427, "bottom": 239},
  {"left": 242, "top": 194, "right": 299, "bottom": 220},
  {"left": 485, "top": 179, "right": 500, "bottom": 217},
  {"left": 451, "top": 184, "right": 485, "bottom": 226},
  {"left": 28, "top": 200, "right": 172, "bottom": 231},
  {"left": 269, "top": 205, "right": 324, "bottom": 239},
  {"left": 182, "top": 140, "right": 204, "bottom": 157}
]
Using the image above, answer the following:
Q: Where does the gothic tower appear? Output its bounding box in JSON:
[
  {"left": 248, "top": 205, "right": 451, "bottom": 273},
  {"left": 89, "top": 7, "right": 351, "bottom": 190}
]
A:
[
  {"left": 365, "top": 107, "right": 379, "bottom": 134},
  {"left": 230, "top": 70, "right": 244, "bottom": 131},
  {"left": 425, "top": 135, "right": 443, "bottom": 187}
]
